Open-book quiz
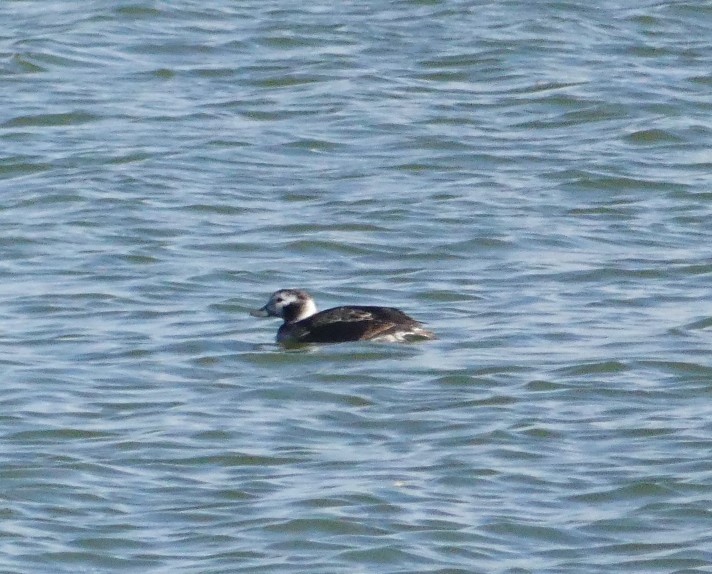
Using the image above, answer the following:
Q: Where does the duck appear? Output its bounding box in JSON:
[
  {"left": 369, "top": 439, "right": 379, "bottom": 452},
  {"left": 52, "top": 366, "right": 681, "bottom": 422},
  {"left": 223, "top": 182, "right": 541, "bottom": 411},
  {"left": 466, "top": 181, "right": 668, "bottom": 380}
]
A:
[{"left": 250, "top": 289, "right": 435, "bottom": 344}]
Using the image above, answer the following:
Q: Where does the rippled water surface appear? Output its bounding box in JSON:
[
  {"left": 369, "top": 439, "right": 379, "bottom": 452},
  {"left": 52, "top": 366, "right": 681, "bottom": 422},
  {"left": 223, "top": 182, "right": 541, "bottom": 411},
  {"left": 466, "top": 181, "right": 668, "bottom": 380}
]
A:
[{"left": 2, "top": 1, "right": 711, "bottom": 572}]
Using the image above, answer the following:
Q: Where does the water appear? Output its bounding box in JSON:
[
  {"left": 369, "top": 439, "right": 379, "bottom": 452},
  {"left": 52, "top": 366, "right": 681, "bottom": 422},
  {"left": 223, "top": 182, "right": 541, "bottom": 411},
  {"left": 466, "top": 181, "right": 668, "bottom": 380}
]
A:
[{"left": 2, "top": 1, "right": 711, "bottom": 572}]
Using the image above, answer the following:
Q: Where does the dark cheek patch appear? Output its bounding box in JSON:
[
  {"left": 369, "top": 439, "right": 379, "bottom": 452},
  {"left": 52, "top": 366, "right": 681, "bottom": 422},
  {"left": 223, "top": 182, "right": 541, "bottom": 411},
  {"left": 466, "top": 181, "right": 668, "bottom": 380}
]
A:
[{"left": 282, "top": 302, "right": 301, "bottom": 323}]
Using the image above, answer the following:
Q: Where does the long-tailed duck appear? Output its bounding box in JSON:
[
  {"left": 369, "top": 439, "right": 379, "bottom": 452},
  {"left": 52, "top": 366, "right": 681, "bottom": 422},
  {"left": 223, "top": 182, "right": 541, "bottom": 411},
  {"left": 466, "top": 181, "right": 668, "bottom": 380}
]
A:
[{"left": 250, "top": 289, "right": 435, "bottom": 344}]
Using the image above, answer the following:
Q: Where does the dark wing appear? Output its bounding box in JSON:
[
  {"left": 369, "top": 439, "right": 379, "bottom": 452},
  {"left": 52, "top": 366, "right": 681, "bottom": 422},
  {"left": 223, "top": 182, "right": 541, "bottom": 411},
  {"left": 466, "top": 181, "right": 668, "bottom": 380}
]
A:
[{"left": 289, "top": 306, "right": 421, "bottom": 343}]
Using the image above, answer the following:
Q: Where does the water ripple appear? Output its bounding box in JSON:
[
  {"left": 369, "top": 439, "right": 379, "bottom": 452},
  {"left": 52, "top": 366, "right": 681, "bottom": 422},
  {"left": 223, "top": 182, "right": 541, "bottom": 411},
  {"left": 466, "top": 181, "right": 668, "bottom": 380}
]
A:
[{"left": 2, "top": 0, "right": 711, "bottom": 572}]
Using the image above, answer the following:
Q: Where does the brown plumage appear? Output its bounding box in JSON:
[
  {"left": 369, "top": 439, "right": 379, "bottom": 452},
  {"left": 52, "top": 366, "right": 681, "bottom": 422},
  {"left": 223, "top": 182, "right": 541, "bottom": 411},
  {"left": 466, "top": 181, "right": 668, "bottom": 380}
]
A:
[{"left": 250, "top": 289, "right": 435, "bottom": 345}]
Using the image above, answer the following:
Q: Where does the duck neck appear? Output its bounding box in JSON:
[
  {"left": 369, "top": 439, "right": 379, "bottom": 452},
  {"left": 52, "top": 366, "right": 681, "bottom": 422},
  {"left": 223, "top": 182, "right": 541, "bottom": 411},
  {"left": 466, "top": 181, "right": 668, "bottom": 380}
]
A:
[{"left": 283, "top": 300, "right": 317, "bottom": 323}]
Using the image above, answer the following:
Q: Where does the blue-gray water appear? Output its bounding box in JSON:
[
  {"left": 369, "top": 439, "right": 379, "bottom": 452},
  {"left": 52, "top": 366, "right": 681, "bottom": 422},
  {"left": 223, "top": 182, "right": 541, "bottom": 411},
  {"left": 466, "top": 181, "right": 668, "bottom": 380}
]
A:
[{"left": 2, "top": 1, "right": 711, "bottom": 572}]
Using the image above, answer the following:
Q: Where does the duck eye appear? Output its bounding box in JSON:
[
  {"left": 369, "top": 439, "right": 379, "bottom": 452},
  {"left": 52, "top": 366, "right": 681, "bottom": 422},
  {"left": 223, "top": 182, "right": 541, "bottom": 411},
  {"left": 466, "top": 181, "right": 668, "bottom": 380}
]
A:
[{"left": 275, "top": 297, "right": 283, "bottom": 303}]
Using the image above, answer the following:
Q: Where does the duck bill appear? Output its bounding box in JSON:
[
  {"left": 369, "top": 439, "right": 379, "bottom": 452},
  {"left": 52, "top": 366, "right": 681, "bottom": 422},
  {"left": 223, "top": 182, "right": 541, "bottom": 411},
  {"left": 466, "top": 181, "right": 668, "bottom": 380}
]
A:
[{"left": 249, "top": 305, "right": 271, "bottom": 317}]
